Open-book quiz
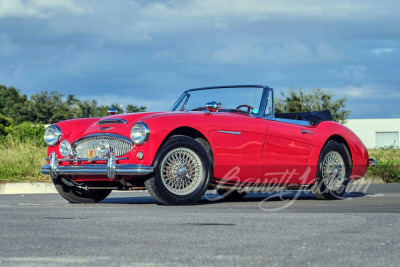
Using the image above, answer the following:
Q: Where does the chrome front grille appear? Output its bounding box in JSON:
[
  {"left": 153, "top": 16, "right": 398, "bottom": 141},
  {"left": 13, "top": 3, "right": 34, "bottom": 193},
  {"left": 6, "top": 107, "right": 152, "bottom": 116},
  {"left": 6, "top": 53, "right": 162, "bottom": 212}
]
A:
[
  {"left": 97, "top": 119, "right": 127, "bottom": 125},
  {"left": 73, "top": 135, "right": 133, "bottom": 158}
]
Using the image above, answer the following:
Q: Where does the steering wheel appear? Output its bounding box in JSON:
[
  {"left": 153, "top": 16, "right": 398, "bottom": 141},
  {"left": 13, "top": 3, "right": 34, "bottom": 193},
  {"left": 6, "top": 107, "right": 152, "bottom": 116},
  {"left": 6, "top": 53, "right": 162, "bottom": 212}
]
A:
[{"left": 235, "top": 104, "right": 254, "bottom": 112}]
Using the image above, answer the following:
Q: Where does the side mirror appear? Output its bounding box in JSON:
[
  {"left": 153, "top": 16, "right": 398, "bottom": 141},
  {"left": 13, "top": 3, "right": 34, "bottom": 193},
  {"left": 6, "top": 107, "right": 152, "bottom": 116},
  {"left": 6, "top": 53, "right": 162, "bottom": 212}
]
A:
[
  {"left": 205, "top": 101, "right": 218, "bottom": 113},
  {"left": 107, "top": 107, "right": 118, "bottom": 115}
]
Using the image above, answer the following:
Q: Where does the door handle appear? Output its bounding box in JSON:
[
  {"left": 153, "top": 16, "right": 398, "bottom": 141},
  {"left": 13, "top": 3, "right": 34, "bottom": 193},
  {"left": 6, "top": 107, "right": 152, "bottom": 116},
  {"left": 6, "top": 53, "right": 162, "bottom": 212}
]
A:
[{"left": 300, "top": 130, "right": 313, "bottom": 134}]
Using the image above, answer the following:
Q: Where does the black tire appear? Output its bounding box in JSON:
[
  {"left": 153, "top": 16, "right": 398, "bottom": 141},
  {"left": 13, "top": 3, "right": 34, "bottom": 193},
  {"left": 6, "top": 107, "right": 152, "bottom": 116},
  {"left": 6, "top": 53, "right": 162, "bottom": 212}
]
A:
[
  {"left": 217, "top": 189, "right": 247, "bottom": 201},
  {"left": 53, "top": 177, "right": 112, "bottom": 203},
  {"left": 145, "top": 136, "right": 212, "bottom": 205},
  {"left": 311, "top": 140, "right": 351, "bottom": 200}
]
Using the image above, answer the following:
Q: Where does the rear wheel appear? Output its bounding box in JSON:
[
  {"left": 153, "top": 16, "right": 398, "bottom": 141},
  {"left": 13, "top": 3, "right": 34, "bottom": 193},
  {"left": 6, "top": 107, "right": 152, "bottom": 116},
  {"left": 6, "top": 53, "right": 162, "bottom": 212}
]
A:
[
  {"left": 145, "top": 136, "right": 212, "bottom": 205},
  {"left": 53, "top": 177, "right": 111, "bottom": 203},
  {"left": 312, "top": 141, "right": 351, "bottom": 200}
]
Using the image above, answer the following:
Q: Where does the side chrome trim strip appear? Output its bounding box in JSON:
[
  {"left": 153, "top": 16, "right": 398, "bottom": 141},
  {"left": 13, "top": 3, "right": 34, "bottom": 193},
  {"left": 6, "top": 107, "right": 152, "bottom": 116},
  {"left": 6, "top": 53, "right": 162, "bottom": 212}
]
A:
[
  {"left": 217, "top": 130, "right": 241, "bottom": 135},
  {"left": 300, "top": 130, "right": 314, "bottom": 134}
]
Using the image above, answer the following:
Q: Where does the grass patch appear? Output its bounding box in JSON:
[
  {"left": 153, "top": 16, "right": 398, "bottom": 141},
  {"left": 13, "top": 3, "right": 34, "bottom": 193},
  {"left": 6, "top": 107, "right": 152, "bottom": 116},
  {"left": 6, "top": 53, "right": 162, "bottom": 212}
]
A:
[
  {"left": 0, "top": 135, "right": 50, "bottom": 183},
  {"left": 365, "top": 148, "right": 400, "bottom": 183}
]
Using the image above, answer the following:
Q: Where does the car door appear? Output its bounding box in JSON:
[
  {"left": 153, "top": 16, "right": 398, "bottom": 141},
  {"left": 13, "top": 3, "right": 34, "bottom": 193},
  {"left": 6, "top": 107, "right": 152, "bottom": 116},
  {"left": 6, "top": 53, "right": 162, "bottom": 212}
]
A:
[
  {"left": 207, "top": 113, "right": 268, "bottom": 185},
  {"left": 256, "top": 119, "right": 314, "bottom": 184}
]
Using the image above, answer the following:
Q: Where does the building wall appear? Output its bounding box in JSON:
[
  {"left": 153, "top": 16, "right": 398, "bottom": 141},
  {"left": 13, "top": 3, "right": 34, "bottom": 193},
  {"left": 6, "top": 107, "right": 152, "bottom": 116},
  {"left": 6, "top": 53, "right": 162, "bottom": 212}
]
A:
[{"left": 344, "top": 118, "right": 400, "bottom": 149}]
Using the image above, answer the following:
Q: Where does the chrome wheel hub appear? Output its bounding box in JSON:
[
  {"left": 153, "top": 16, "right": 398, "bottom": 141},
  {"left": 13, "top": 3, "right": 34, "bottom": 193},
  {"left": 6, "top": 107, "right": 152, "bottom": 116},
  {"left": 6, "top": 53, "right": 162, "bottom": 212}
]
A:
[
  {"left": 176, "top": 166, "right": 189, "bottom": 177},
  {"left": 160, "top": 148, "right": 203, "bottom": 195},
  {"left": 322, "top": 151, "right": 346, "bottom": 191}
]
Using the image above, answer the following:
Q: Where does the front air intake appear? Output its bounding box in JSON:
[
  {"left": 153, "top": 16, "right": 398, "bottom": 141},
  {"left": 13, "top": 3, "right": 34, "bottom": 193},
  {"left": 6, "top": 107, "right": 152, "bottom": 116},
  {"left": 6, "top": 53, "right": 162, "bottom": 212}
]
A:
[{"left": 97, "top": 119, "right": 127, "bottom": 125}]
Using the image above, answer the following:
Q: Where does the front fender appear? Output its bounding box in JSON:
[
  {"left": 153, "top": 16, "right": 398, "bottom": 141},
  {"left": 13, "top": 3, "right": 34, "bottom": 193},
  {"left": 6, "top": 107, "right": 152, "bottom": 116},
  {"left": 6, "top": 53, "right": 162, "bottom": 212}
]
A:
[{"left": 306, "top": 121, "right": 369, "bottom": 182}]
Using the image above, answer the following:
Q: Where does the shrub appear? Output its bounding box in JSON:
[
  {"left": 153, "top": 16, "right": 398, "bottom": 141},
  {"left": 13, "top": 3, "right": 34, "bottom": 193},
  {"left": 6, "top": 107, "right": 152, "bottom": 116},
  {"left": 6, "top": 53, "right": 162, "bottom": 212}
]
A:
[
  {"left": 9, "top": 122, "right": 46, "bottom": 147},
  {"left": 0, "top": 138, "right": 48, "bottom": 183},
  {"left": 366, "top": 148, "right": 400, "bottom": 183},
  {"left": 0, "top": 113, "right": 13, "bottom": 136}
]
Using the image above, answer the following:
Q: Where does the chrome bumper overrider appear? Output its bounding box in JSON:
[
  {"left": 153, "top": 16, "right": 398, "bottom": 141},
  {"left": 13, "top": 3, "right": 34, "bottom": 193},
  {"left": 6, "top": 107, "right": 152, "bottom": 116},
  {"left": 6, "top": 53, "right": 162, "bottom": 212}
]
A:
[{"left": 41, "top": 151, "right": 154, "bottom": 179}]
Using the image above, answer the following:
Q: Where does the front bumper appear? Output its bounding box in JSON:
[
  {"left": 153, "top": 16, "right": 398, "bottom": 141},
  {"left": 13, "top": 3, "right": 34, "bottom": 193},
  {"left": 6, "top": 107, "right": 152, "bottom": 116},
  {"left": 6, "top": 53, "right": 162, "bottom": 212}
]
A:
[{"left": 41, "top": 151, "right": 154, "bottom": 179}]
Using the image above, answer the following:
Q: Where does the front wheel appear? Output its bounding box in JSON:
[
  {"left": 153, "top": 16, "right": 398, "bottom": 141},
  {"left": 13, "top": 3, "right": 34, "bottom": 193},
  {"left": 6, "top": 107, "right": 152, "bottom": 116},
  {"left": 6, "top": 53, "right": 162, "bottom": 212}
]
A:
[
  {"left": 145, "top": 136, "right": 212, "bottom": 205},
  {"left": 53, "top": 177, "right": 112, "bottom": 203},
  {"left": 311, "top": 141, "right": 351, "bottom": 200}
]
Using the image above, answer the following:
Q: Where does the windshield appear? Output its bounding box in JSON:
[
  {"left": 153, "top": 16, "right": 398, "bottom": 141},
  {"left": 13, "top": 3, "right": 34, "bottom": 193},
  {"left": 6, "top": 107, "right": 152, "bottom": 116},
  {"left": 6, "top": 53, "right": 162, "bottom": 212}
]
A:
[{"left": 171, "top": 86, "right": 264, "bottom": 115}]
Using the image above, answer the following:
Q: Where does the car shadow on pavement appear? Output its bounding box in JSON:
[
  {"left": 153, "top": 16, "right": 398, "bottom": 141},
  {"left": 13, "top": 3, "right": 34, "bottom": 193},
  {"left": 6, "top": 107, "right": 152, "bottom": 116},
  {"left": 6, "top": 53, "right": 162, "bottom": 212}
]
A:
[
  {"left": 197, "top": 190, "right": 369, "bottom": 204},
  {"left": 100, "top": 190, "right": 369, "bottom": 205},
  {"left": 101, "top": 196, "right": 157, "bottom": 204}
]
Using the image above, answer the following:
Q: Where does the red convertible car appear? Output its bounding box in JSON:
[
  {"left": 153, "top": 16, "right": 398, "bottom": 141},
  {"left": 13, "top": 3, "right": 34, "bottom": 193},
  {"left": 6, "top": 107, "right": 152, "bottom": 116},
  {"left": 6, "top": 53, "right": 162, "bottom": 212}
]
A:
[{"left": 41, "top": 85, "right": 374, "bottom": 205}]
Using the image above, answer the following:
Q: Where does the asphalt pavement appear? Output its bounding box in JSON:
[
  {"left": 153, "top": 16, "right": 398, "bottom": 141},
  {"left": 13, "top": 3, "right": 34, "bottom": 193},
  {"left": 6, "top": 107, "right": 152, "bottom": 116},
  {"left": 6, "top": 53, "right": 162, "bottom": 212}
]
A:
[{"left": 0, "top": 184, "right": 399, "bottom": 266}]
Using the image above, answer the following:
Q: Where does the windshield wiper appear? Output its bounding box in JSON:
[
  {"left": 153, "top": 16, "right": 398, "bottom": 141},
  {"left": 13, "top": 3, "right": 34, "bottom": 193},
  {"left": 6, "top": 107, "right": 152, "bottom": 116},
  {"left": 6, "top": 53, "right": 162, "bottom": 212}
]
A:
[{"left": 219, "top": 109, "right": 251, "bottom": 115}]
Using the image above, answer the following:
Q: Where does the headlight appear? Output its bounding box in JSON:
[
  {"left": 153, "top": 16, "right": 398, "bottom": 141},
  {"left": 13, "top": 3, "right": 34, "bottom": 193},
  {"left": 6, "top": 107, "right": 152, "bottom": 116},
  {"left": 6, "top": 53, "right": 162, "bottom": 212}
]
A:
[
  {"left": 59, "top": 140, "right": 72, "bottom": 158},
  {"left": 44, "top": 125, "right": 62, "bottom": 146},
  {"left": 130, "top": 122, "right": 150, "bottom": 145},
  {"left": 96, "top": 140, "right": 110, "bottom": 157}
]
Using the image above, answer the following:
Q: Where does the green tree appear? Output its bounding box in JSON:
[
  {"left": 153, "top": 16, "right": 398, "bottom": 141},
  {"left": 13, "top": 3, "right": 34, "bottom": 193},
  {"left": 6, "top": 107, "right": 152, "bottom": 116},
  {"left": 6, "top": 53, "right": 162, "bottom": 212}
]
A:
[
  {"left": 275, "top": 88, "right": 350, "bottom": 123},
  {"left": 0, "top": 85, "right": 31, "bottom": 123},
  {"left": 0, "top": 113, "right": 13, "bottom": 136},
  {"left": 75, "top": 99, "right": 99, "bottom": 118},
  {"left": 29, "top": 91, "right": 72, "bottom": 123},
  {"left": 126, "top": 104, "right": 146, "bottom": 113},
  {"left": 0, "top": 83, "right": 148, "bottom": 123}
]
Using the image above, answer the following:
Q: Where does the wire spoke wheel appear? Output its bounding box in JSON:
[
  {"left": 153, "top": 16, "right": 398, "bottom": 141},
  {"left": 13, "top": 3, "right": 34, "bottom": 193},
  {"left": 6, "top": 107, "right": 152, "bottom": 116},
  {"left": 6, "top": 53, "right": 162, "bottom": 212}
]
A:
[
  {"left": 145, "top": 136, "right": 212, "bottom": 205},
  {"left": 322, "top": 151, "right": 346, "bottom": 191},
  {"left": 160, "top": 147, "right": 204, "bottom": 195}
]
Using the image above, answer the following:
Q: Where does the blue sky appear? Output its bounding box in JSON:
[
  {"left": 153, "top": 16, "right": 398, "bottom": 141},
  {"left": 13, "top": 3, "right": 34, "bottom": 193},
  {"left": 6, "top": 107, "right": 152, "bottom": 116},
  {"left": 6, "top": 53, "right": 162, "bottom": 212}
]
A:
[{"left": 0, "top": 0, "right": 399, "bottom": 118}]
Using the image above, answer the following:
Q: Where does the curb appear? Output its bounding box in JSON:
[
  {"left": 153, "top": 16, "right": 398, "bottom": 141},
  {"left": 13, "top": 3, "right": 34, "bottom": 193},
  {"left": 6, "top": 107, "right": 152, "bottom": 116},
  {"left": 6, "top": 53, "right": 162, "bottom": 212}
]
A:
[{"left": 0, "top": 183, "right": 57, "bottom": 194}]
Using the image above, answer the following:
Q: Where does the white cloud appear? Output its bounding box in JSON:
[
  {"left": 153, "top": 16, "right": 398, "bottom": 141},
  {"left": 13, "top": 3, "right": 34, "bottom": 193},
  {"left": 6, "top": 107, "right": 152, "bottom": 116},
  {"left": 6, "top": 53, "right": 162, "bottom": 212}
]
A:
[
  {"left": 0, "top": 0, "right": 87, "bottom": 18},
  {"left": 372, "top": 48, "right": 394, "bottom": 55},
  {"left": 141, "top": 0, "right": 376, "bottom": 20},
  {"left": 30, "top": 0, "right": 393, "bottom": 43},
  {"left": 327, "top": 84, "right": 397, "bottom": 99},
  {"left": 138, "top": 0, "right": 396, "bottom": 22},
  {"left": 1, "top": 0, "right": 400, "bottom": 119},
  {"left": 331, "top": 65, "right": 367, "bottom": 80},
  {"left": 210, "top": 42, "right": 342, "bottom": 65}
]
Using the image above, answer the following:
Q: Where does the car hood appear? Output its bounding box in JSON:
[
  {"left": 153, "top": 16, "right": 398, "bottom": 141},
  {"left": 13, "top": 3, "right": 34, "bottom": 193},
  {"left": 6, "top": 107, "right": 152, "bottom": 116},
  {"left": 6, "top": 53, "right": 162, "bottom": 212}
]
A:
[
  {"left": 82, "top": 111, "right": 178, "bottom": 136},
  {"left": 100, "top": 112, "right": 166, "bottom": 123}
]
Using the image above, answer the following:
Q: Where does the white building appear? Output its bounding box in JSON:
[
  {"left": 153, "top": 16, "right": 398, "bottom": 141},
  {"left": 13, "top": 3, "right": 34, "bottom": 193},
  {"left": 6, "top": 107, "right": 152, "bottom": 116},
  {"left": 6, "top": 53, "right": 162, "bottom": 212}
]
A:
[{"left": 344, "top": 118, "right": 400, "bottom": 149}]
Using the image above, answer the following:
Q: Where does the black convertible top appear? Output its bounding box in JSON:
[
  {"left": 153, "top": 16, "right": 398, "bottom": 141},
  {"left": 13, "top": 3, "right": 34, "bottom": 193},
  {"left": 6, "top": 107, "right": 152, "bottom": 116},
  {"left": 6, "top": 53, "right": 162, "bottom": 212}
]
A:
[{"left": 275, "top": 110, "right": 333, "bottom": 125}]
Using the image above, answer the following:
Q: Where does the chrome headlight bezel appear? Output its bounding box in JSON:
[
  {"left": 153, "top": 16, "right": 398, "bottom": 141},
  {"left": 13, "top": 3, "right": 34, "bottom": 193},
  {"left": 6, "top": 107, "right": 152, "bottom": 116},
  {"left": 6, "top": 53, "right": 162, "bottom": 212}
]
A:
[
  {"left": 44, "top": 125, "right": 62, "bottom": 146},
  {"left": 96, "top": 140, "right": 110, "bottom": 157},
  {"left": 130, "top": 122, "right": 150, "bottom": 145},
  {"left": 59, "top": 140, "right": 72, "bottom": 158}
]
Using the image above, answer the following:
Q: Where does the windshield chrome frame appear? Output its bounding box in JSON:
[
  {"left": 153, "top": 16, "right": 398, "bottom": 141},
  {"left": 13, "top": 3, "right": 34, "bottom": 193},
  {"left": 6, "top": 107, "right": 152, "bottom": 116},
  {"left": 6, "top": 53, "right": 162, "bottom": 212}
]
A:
[
  {"left": 170, "top": 85, "right": 311, "bottom": 126},
  {"left": 170, "top": 85, "right": 271, "bottom": 118}
]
